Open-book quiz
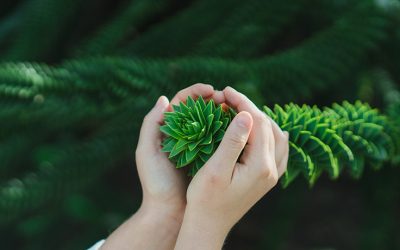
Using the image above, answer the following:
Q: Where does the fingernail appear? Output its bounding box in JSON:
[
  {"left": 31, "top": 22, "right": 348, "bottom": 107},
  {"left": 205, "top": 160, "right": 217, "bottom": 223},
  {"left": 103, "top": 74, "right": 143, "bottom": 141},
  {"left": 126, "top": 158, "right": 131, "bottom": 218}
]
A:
[
  {"left": 236, "top": 112, "right": 252, "bottom": 129},
  {"left": 156, "top": 96, "right": 168, "bottom": 108}
]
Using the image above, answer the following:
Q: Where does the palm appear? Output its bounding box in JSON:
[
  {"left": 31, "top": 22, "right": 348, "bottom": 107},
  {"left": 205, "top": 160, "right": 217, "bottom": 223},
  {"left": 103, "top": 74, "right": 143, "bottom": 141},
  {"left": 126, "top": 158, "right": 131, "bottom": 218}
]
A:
[
  {"left": 136, "top": 84, "right": 223, "bottom": 208},
  {"left": 136, "top": 140, "right": 187, "bottom": 205}
]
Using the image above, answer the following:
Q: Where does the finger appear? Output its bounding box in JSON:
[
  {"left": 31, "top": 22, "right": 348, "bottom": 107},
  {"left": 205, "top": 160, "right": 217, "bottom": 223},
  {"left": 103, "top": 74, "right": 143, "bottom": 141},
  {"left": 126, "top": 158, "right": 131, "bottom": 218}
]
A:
[
  {"left": 209, "top": 90, "right": 225, "bottom": 104},
  {"left": 137, "top": 96, "right": 169, "bottom": 154},
  {"left": 170, "top": 83, "right": 214, "bottom": 106},
  {"left": 223, "top": 86, "right": 261, "bottom": 115},
  {"left": 276, "top": 131, "right": 289, "bottom": 177},
  {"left": 269, "top": 118, "right": 288, "bottom": 171},
  {"left": 205, "top": 111, "right": 253, "bottom": 180},
  {"left": 223, "top": 87, "right": 275, "bottom": 168}
]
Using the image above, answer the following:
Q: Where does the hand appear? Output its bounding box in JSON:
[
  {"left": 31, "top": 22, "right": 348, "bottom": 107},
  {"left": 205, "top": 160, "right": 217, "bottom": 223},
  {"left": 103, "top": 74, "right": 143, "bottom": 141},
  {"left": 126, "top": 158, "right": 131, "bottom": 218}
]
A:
[
  {"left": 135, "top": 83, "right": 225, "bottom": 216},
  {"left": 102, "top": 84, "right": 224, "bottom": 250},
  {"left": 175, "top": 86, "right": 289, "bottom": 250}
]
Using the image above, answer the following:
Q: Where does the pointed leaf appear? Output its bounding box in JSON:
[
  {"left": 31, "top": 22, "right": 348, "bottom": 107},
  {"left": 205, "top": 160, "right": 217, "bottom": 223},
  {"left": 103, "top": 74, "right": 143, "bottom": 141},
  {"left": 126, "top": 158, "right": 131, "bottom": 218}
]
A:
[
  {"left": 201, "top": 143, "right": 213, "bottom": 154},
  {"left": 186, "top": 96, "right": 196, "bottom": 109}
]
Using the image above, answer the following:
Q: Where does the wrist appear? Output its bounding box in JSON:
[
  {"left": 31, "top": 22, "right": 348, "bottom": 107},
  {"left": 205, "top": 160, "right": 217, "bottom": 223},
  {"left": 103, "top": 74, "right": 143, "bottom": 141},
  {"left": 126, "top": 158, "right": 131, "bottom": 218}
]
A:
[
  {"left": 175, "top": 206, "right": 231, "bottom": 250},
  {"left": 184, "top": 207, "right": 231, "bottom": 235},
  {"left": 139, "top": 198, "right": 185, "bottom": 228},
  {"left": 102, "top": 199, "right": 185, "bottom": 250},
  {"left": 186, "top": 202, "right": 234, "bottom": 233}
]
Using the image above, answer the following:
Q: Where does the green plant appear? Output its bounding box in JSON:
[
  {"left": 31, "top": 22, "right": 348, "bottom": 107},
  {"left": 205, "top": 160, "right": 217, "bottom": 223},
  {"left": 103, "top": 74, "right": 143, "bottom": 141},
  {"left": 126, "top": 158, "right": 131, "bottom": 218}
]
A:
[
  {"left": 161, "top": 97, "right": 392, "bottom": 186},
  {"left": 160, "top": 96, "right": 236, "bottom": 176},
  {"left": 1, "top": 0, "right": 400, "bottom": 249},
  {"left": 265, "top": 101, "right": 392, "bottom": 187}
]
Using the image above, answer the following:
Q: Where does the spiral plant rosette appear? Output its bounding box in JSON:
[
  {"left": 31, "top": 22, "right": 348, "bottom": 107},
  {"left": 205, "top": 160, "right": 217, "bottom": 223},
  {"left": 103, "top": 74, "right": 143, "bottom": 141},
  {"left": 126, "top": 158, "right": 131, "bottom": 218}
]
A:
[{"left": 160, "top": 96, "right": 236, "bottom": 176}]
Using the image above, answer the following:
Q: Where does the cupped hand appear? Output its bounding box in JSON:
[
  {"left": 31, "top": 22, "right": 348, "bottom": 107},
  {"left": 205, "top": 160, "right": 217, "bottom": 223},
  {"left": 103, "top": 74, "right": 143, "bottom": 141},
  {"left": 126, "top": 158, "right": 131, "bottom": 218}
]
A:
[
  {"left": 175, "top": 86, "right": 289, "bottom": 250},
  {"left": 103, "top": 84, "right": 224, "bottom": 250},
  {"left": 135, "top": 83, "right": 224, "bottom": 216}
]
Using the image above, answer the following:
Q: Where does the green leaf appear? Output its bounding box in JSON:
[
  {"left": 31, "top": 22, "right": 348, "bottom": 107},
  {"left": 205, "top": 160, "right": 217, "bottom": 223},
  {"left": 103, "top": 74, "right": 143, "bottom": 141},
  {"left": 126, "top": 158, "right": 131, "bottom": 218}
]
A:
[
  {"left": 169, "top": 141, "right": 188, "bottom": 158},
  {"left": 184, "top": 147, "right": 201, "bottom": 166},
  {"left": 212, "top": 121, "right": 223, "bottom": 135},
  {"left": 214, "top": 106, "right": 222, "bottom": 121},
  {"left": 175, "top": 139, "right": 189, "bottom": 151},
  {"left": 199, "top": 152, "right": 212, "bottom": 163},
  {"left": 215, "top": 130, "right": 225, "bottom": 142},
  {"left": 206, "top": 114, "right": 214, "bottom": 132},
  {"left": 180, "top": 102, "right": 191, "bottom": 115},
  {"left": 188, "top": 140, "right": 202, "bottom": 151},
  {"left": 197, "top": 127, "right": 206, "bottom": 139},
  {"left": 161, "top": 137, "right": 176, "bottom": 152},
  {"left": 281, "top": 163, "right": 302, "bottom": 188},
  {"left": 349, "top": 156, "right": 364, "bottom": 179},
  {"left": 201, "top": 143, "right": 214, "bottom": 154},
  {"left": 191, "top": 121, "right": 201, "bottom": 133},
  {"left": 200, "top": 132, "right": 213, "bottom": 145},
  {"left": 204, "top": 100, "right": 213, "bottom": 115},
  {"left": 197, "top": 95, "right": 206, "bottom": 110},
  {"left": 160, "top": 125, "right": 181, "bottom": 139},
  {"left": 221, "top": 117, "right": 230, "bottom": 130},
  {"left": 186, "top": 96, "right": 196, "bottom": 109},
  {"left": 195, "top": 105, "right": 205, "bottom": 127},
  {"left": 172, "top": 104, "right": 181, "bottom": 112}
]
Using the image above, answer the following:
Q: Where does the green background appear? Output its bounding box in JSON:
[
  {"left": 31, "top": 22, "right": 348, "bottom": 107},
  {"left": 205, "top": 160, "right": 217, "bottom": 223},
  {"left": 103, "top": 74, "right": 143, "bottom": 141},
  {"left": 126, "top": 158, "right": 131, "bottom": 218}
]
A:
[{"left": 0, "top": 0, "right": 399, "bottom": 249}]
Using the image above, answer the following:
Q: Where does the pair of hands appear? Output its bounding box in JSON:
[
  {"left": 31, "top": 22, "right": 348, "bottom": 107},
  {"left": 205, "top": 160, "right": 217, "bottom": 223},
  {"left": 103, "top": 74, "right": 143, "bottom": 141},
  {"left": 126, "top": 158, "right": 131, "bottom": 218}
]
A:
[{"left": 102, "top": 84, "right": 289, "bottom": 250}]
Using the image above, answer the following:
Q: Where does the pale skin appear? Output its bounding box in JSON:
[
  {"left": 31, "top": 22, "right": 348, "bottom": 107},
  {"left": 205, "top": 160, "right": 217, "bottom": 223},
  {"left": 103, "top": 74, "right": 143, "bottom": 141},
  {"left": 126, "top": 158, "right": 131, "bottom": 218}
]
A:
[{"left": 100, "top": 84, "right": 289, "bottom": 250}]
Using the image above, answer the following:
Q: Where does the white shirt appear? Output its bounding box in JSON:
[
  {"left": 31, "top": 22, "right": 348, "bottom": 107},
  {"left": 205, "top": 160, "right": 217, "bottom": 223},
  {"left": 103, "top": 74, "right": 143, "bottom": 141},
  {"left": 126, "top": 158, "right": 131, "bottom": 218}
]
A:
[{"left": 87, "top": 239, "right": 105, "bottom": 250}]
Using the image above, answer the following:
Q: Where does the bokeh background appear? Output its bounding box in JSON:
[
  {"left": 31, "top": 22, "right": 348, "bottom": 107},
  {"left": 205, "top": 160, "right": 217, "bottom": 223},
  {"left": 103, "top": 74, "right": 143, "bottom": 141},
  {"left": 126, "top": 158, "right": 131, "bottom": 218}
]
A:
[{"left": 0, "top": 0, "right": 400, "bottom": 249}]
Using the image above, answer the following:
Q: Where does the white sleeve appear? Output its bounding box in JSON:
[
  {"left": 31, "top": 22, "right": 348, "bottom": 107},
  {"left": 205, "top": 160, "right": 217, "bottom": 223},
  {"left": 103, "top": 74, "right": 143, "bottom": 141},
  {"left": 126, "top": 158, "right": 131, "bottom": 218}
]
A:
[{"left": 87, "top": 239, "right": 105, "bottom": 250}]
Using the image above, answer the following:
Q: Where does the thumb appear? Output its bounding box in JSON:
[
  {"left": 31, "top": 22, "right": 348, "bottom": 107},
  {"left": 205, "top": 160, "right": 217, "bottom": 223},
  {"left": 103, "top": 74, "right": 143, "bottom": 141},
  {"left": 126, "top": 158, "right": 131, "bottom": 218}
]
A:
[
  {"left": 137, "top": 96, "right": 169, "bottom": 153},
  {"left": 206, "top": 111, "right": 253, "bottom": 179}
]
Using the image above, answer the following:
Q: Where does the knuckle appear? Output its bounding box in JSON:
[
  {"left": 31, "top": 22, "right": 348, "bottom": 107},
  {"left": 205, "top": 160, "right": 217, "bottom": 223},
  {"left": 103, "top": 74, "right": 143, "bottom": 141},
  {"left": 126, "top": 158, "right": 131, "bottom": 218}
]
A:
[
  {"left": 263, "top": 116, "right": 272, "bottom": 128},
  {"left": 194, "top": 83, "right": 211, "bottom": 89},
  {"left": 263, "top": 154, "right": 275, "bottom": 167},
  {"left": 259, "top": 167, "right": 271, "bottom": 178},
  {"left": 254, "top": 112, "right": 265, "bottom": 121},
  {"left": 270, "top": 171, "right": 279, "bottom": 186},
  {"left": 193, "top": 83, "right": 204, "bottom": 88},
  {"left": 259, "top": 167, "right": 278, "bottom": 185},
  {"left": 262, "top": 169, "right": 278, "bottom": 186},
  {"left": 259, "top": 158, "right": 278, "bottom": 180},
  {"left": 257, "top": 113, "right": 271, "bottom": 127}
]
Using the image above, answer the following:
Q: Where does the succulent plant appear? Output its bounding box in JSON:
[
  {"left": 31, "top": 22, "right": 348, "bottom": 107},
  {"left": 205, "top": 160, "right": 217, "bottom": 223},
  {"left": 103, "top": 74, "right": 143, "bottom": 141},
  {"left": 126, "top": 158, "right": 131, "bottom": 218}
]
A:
[{"left": 160, "top": 96, "right": 236, "bottom": 176}]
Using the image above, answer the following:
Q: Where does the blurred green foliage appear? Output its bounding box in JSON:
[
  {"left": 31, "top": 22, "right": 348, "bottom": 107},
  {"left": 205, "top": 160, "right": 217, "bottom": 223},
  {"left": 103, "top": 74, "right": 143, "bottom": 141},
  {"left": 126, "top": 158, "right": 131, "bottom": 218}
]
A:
[{"left": 0, "top": 0, "right": 399, "bottom": 249}]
